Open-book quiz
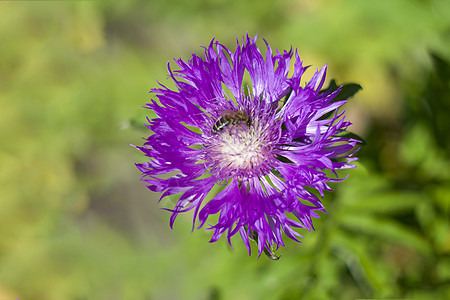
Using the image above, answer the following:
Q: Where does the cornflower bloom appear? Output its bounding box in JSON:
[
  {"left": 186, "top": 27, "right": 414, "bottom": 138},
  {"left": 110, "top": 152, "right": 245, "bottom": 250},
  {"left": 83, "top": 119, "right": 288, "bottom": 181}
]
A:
[{"left": 135, "top": 35, "right": 360, "bottom": 258}]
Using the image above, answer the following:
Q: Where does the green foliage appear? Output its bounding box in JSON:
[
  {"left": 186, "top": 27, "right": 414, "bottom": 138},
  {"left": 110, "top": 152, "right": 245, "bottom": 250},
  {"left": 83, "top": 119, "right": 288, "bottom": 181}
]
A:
[
  {"left": 1, "top": 1, "right": 450, "bottom": 300},
  {"left": 322, "top": 80, "right": 363, "bottom": 103}
]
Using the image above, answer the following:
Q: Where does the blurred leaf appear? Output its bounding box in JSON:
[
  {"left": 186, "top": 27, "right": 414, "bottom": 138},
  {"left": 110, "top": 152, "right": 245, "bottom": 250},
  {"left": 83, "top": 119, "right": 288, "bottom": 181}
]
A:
[
  {"left": 341, "top": 191, "right": 422, "bottom": 214},
  {"left": 337, "top": 214, "right": 432, "bottom": 256},
  {"left": 129, "top": 118, "right": 149, "bottom": 131},
  {"left": 427, "top": 54, "right": 450, "bottom": 151},
  {"left": 415, "top": 200, "right": 436, "bottom": 231},
  {"left": 300, "top": 252, "right": 341, "bottom": 300},
  {"left": 432, "top": 185, "right": 450, "bottom": 215},
  {"left": 437, "top": 257, "right": 450, "bottom": 282},
  {"left": 404, "top": 53, "right": 450, "bottom": 152},
  {"left": 399, "top": 123, "right": 450, "bottom": 180},
  {"left": 331, "top": 232, "right": 391, "bottom": 297}
]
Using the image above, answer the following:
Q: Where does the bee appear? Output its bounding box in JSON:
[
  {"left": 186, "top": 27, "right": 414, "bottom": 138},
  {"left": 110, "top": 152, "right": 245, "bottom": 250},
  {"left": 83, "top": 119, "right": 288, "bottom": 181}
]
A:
[{"left": 211, "top": 110, "right": 251, "bottom": 134}]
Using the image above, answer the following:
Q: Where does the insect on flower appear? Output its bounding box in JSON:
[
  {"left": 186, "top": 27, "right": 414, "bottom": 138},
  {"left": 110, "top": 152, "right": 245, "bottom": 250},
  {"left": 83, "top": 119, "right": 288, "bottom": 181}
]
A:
[
  {"left": 135, "top": 35, "right": 361, "bottom": 259},
  {"left": 211, "top": 110, "right": 251, "bottom": 134}
]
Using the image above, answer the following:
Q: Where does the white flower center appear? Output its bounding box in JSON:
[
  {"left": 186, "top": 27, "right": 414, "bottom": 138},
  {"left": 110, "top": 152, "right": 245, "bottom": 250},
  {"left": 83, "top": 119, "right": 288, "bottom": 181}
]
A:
[
  {"left": 207, "top": 117, "right": 275, "bottom": 178},
  {"left": 217, "top": 129, "right": 265, "bottom": 169}
]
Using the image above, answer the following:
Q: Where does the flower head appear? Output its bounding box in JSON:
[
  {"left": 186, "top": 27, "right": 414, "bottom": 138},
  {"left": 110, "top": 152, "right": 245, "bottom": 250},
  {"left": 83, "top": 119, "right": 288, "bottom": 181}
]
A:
[{"left": 136, "top": 35, "right": 360, "bottom": 258}]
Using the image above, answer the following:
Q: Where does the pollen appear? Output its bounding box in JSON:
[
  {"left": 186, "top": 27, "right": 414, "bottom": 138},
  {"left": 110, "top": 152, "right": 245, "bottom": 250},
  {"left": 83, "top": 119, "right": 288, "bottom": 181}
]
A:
[{"left": 207, "top": 118, "right": 275, "bottom": 178}]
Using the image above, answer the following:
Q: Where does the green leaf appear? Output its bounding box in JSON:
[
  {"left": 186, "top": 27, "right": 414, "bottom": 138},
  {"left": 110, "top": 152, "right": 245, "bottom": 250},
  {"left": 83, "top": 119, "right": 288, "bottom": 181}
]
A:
[
  {"left": 321, "top": 79, "right": 363, "bottom": 101},
  {"left": 331, "top": 231, "right": 392, "bottom": 297},
  {"left": 337, "top": 214, "right": 432, "bottom": 256},
  {"left": 336, "top": 130, "right": 367, "bottom": 145},
  {"left": 319, "top": 80, "right": 363, "bottom": 119},
  {"left": 340, "top": 191, "right": 422, "bottom": 214}
]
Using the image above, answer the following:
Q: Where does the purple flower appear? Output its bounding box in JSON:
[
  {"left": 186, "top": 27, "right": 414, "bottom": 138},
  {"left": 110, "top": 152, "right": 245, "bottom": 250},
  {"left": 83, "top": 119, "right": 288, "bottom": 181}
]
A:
[{"left": 135, "top": 35, "right": 359, "bottom": 258}]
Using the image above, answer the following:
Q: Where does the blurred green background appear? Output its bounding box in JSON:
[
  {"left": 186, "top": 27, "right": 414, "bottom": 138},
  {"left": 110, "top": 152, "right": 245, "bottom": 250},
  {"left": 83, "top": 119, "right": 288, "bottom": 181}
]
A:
[{"left": 1, "top": 0, "right": 449, "bottom": 299}]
